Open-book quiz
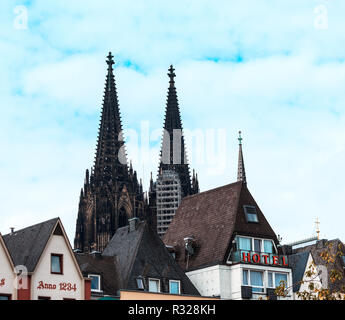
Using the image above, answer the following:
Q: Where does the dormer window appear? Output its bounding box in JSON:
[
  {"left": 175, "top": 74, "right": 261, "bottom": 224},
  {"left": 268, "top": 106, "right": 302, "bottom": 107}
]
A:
[
  {"left": 254, "top": 239, "right": 262, "bottom": 252},
  {"left": 88, "top": 274, "right": 101, "bottom": 292},
  {"left": 244, "top": 205, "right": 258, "bottom": 223},
  {"left": 148, "top": 278, "right": 160, "bottom": 293},
  {"left": 169, "top": 280, "right": 181, "bottom": 295},
  {"left": 136, "top": 276, "right": 144, "bottom": 290},
  {"left": 236, "top": 236, "right": 276, "bottom": 254}
]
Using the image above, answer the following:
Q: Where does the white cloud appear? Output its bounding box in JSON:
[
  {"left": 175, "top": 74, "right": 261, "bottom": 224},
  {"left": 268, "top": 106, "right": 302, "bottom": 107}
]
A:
[{"left": 0, "top": 0, "right": 345, "bottom": 245}]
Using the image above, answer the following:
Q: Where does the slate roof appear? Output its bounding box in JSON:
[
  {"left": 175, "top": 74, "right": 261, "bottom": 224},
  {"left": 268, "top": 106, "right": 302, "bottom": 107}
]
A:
[
  {"left": 288, "top": 251, "right": 310, "bottom": 292},
  {"left": 103, "top": 220, "right": 200, "bottom": 296},
  {"left": 75, "top": 253, "right": 122, "bottom": 297},
  {"left": 102, "top": 221, "right": 144, "bottom": 285},
  {"left": 290, "top": 239, "right": 345, "bottom": 293},
  {"left": 163, "top": 181, "right": 279, "bottom": 271},
  {"left": 2, "top": 218, "right": 59, "bottom": 272}
]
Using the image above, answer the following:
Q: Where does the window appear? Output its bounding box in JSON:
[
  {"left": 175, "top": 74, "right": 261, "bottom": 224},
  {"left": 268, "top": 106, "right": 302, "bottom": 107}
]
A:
[
  {"left": 268, "top": 272, "right": 273, "bottom": 288},
  {"left": 51, "top": 254, "right": 63, "bottom": 274},
  {"left": 254, "top": 239, "right": 261, "bottom": 252},
  {"left": 0, "top": 295, "right": 11, "bottom": 300},
  {"left": 275, "top": 273, "right": 288, "bottom": 288},
  {"left": 136, "top": 277, "right": 144, "bottom": 290},
  {"left": 264, "top": 240, "right": 274, "bottom": 253},
  {"left": 169, "top": 280, "right": 180, "bottom": 295},
  {"left": 238, "top": 237, "right": 252, "bottom": 251},
  {"left": 148, "top": 279, "right": 160, "bottom": 293},
  {"left": 244, "top": 206, "right": 259, "bottom": 223},
  {"left": 88, "top": 274, "right": 101, "bottom": 292},
  {"left": 267, "top": 272, "right": 288, "bottom": 289},
  {"left": 236, "top": 237, "right": 276, "bottom": 254},
  {"left": 242, "top": 270, "right": 249, "bottom": 286},
  {"left": 38, "top": 296, "right": 51, "bottom": 300},
  {"left": 250, "top": 271, "right": 264, "bottom": 293},
  {"left": 242, "top": 269, "right": 264, "bottom": 292}
]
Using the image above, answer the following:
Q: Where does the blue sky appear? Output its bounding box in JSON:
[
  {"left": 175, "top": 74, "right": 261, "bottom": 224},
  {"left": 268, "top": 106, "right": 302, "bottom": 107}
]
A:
[{"left": 1, "top": 0, "right": 345, "bottom": 244}]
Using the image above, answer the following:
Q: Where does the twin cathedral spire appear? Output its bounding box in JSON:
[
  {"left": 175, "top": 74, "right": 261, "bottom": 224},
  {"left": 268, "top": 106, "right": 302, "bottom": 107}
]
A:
[{"left": 74, "top": 52, "right": 248, "bottom": 251}]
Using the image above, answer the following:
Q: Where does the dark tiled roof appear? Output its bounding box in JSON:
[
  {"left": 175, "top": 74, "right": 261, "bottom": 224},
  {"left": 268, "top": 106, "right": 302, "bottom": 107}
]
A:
[
  {"left": 103, "top": 220, "right": 200, "bottom": 296},
  {"left": 290, "top": 239, "right": 345, "bottom": 293},
  {"left": 102, "top": 223, "right": 144, "bottom": 285},
  {"left": 163, "top": 181, "right": 278, "bottom": 271},
  {"left": 3, "top": 218, "right": 59, "bottom": 272},
  {"left": 288, "top": 251, "right": 310, "bottom": 292},
  {"left": 75, "top": 253, "right": 122, "bottom": 296}
]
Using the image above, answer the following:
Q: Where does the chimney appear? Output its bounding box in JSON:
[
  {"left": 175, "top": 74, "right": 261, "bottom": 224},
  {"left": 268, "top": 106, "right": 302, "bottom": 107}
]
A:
[
  {"left": 281, "top": 245, "right": 292, "bottom": 256},
  {"left": 10, "top": 227, "right": 14, "bottom": 234},
  {"left": 316, "top": 239, "right": 328, "bottom": 249},
  {"left": 129, "top": 217, "right": 140, "bottom": 232},
  {"left": 90, "top": 251, "right": 102, "bottom": 258}
]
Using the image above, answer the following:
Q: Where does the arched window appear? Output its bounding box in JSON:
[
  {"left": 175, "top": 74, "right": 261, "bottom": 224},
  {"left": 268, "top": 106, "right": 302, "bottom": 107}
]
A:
[{"left": 118, "top": 207, "right": 128, "bottom": 228}]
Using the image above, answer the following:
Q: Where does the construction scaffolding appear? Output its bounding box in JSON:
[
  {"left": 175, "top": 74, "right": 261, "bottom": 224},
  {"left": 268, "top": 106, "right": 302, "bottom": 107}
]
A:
[{"left": 156, "top": 170, "right": 182, "bottom": 237}]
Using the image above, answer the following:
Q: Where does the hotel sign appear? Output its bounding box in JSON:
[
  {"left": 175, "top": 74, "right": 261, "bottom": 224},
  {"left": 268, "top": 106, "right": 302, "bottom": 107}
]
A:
[{"left": 240, "top": 251, "right": 288, "bottom": 267}]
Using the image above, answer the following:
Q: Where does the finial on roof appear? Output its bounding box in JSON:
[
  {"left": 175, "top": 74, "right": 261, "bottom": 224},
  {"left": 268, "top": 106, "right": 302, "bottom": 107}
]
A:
[
  {"left": 106, "top": 52, "right": 115, "bottom": 66},
  {"left": 168, "top": 65, "right": 176, "bottom": 87},
  {"left": 238, "top": 131, "right": 243, "bottom": 145}
]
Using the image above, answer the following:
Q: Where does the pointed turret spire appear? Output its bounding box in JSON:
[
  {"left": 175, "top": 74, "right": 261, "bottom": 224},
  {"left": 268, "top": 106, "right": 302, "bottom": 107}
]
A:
[
  {"left": 93, "top": 52, "right": 128, "bottom": 184},
  {"left": 129, "top": 160, "right": 133, "bottom": 175},
  {"left": 74, "top": 53, "right": 149, "bottom": 253},
  {"left": 237, "top": 131, "right": 247, "bottom": 185},
  {"left": 149, "top": 171, "right": 154, "bottom": 192},
  {"left": 158, "top": 65, "right": 192, "bottom": 196}
]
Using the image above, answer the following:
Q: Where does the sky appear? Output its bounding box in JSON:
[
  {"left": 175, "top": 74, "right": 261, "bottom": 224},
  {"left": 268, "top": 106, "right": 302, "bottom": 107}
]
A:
[{"left": 0, "top": 0, "right": 345, "bottom": 245}]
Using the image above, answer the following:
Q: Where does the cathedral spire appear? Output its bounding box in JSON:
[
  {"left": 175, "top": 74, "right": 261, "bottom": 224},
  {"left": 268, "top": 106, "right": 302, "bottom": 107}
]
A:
[
  {"left": 93, "top": 52, "right": 128, "bottom": 183},
  {"left": 74, "top": 53, "right": 151, "bottom": 253},
  {"left": 158, "top": 65, "right": 192, "bottom": 196},
  {"left": 237, "top": 131, "right": 247, "bottom": 185}
]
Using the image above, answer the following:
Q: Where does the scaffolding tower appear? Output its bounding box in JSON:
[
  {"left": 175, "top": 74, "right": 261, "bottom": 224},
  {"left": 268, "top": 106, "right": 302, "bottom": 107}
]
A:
[{"left": 156, "top": 170, "right": 182, "bottom": 237}]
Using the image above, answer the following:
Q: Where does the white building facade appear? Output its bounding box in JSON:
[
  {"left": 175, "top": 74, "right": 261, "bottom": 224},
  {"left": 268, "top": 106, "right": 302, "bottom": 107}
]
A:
[
  {"left": 0, "top": 235, "right": 16, "bottom": 300},
  {"left": 186, "top": 235, "right": 292, "bottom": 300},
  {"left": 0, "top": 218, "right": 91, "bottom": 300}
]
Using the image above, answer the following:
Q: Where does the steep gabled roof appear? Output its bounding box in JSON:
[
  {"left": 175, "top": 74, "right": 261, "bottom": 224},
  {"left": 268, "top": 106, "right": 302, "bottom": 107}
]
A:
[
  {"left": 3, "top": 218, "right": 59, "bottom": 272},
  {"left": 102, "top": 220, "right": 200, "bottom": 295},
  {"left": 75, "top": 253, "right": 122, "bottom": 296},
  {"left": 102, "top": 222, "right": 145, "bottom": 285},
  {"left": 163, "top": 181, "right": 278, "bottom": 271},
  {"left": 291, "top": 239, "right": 345, "bottom": 293}
]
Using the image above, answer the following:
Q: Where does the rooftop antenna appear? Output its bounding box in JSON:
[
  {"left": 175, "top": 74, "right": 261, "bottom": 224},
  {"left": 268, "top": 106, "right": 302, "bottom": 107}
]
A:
[{"left": 315, "top": 217, "right": 320, "bottom": 240}]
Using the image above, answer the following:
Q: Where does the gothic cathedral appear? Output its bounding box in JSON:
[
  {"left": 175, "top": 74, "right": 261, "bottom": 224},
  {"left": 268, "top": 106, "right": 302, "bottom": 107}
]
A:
[{"left": 74, "top": 53, "right": 199, "bottom": 252}]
